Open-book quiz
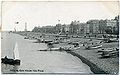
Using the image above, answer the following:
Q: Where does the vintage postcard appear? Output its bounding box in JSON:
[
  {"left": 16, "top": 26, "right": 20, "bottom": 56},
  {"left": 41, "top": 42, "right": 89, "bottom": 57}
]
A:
[{"left": 1, "top": 0, "right": 119, "bottom": 74}]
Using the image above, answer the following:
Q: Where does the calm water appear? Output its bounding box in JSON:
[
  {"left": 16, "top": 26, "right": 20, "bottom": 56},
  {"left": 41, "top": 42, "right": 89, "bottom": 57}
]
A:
[{"left": 1, "top": 32, "right": 92, "bottom": 73}]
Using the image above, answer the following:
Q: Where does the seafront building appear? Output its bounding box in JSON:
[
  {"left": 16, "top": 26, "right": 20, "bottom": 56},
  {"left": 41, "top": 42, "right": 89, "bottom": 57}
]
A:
[
  {"left": 87, "top": 20, "right": 99, "bottom": 34},
  {"left": 32, "top": 16, "right": 119, "bottom": 36},
  {"left": 99, "top": 20, "right": 107, "bottom": 34},
  {"left": 69, "top": 21, "right": 80, "bottom": 34},
  {"left": 106, "top": 19, "right": 117, "bottom": 27}
]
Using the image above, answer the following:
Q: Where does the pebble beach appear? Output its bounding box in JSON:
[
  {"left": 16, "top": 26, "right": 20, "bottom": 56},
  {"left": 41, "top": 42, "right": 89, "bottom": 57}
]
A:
[{"left": 16, "top": 31, "right": 119, "bottom": 74}]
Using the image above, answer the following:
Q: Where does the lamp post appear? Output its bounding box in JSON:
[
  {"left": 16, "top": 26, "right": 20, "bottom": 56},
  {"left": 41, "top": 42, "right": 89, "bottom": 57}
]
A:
[{"left": 14, "top": 22, "right": 19, "bottom": 32}]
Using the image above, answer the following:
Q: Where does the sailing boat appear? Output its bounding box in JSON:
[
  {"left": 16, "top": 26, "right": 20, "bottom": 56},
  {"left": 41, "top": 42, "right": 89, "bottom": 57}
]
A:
[
  {"left": 13, "top": 42, "right": 20, "bottom": 65},
  {"left": 1, "top": 42, "right": 20, "bottom": 65}
]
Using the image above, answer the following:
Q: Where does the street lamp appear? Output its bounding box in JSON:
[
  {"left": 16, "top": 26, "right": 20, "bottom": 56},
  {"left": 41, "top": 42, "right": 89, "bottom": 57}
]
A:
[{"left": 14, "top": 22, "right": 19, "bottom": 32}]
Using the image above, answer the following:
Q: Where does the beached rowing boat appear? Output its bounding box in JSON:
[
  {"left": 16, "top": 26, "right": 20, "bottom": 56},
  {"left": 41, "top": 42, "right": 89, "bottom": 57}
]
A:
[{"left": 85, "top": 44, "right": 102, "bottom": 50}]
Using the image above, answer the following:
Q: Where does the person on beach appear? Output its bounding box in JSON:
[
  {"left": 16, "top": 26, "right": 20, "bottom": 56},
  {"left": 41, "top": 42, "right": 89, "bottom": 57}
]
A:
[
  {"left": 83, "top": 44, "right": 85, "bottom": 46},
  {"left": 99, "top": 41, "right": 103, "bottom": 43},
  {"left": 92, "top": 43, "right": 93, "bottom": 45}
]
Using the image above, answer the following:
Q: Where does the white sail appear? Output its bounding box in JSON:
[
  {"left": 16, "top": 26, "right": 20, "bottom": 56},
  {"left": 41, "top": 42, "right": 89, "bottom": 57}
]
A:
[{"left": 14, "top": 42, "right": 20, "bottom": 59}]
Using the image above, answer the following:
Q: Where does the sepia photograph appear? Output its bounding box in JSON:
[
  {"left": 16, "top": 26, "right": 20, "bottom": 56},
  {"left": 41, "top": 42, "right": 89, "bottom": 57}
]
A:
[{"left": 1, "top": 1, "right": 119, "bottom": 74}]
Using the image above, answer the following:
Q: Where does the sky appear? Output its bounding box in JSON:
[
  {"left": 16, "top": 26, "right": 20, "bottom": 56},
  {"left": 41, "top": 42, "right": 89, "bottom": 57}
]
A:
[{"left": 1, "top": 1, "right": 119, "bottom": 31}]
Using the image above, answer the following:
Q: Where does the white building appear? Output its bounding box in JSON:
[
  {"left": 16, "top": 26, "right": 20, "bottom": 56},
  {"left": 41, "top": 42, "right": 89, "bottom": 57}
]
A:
[{"left": 106, "top": 19, "right": 117, "bottom": 27}]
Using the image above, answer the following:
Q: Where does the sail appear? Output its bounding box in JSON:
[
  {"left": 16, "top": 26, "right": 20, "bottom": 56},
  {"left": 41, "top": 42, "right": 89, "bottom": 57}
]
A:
[{"left": 14, "top": 42, "right": 20, "bottom": 59}]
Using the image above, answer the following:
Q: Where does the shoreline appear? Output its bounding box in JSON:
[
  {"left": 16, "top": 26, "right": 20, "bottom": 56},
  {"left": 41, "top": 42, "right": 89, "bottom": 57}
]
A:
[
  {"left": 52, "top": 40, "right": 118, "bottom": 74},
  {"left": 66, "top": 51, "right": 106, "bottom": 74}
]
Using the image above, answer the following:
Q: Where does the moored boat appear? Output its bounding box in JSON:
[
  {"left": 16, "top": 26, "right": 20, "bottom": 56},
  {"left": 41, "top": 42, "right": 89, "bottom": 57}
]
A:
[{"left": 1, "top": 42, "right": 20, "bottom": 65}]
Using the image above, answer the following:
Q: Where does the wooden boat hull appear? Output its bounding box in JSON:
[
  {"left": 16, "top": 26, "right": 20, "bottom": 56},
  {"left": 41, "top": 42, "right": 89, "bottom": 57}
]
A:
[
  {"left": 101, "top": 50, "right": 119, "bottom": 58},
  {"left": 85, "top": 45, "right": 102, "bottom": 50},
  {"left": 14, "top": 59, "right": 20, "bottom": 65},
  {"left": 38, "top": 47, "right": 71, "bottom": 51},
  {"left": 1, "top": 42, "right": 21, "bottom": 65},
  {"left": 1, "top": 57, "right": 20, "bottom": 65},
  {"left": 90, "top": 45, "right": 102, "bottom": 49}
]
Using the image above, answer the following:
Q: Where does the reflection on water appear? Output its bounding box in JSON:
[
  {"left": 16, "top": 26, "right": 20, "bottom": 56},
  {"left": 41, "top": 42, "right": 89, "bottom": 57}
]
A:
[
  {"left": 1, "top": 32, "right": 92, "bottom": 73},
  {"left": 1, "top": 63, "right": 19, "bottom": 73}
]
